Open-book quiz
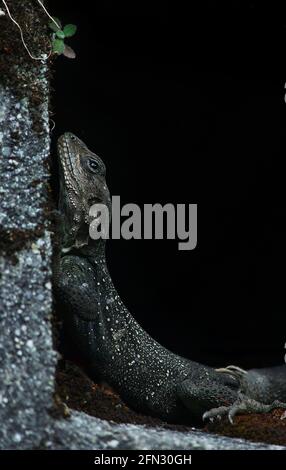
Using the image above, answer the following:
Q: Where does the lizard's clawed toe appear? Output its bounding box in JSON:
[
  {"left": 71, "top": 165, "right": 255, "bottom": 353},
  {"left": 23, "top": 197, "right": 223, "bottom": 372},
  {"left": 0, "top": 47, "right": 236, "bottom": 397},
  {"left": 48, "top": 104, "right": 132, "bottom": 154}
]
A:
[
  {"left": 203, "top": 405, "right": 230, "bottom": 422},
  {"left": 203, "top": 396, "right": 286, "bottom": 425}
]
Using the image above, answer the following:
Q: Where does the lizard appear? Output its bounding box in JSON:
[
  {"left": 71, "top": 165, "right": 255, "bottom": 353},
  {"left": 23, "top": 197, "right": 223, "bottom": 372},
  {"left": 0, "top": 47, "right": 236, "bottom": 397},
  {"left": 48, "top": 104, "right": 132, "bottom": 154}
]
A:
[{"left": 54, "top": 131, "right": 286, "bottom": 424}]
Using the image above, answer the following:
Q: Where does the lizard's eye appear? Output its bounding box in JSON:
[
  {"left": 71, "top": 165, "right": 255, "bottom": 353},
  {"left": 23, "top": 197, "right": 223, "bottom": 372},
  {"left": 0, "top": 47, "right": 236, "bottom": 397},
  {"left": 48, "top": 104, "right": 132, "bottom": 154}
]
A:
[{"left": 87, "top": 158, "right": 99, "bottom": 173}]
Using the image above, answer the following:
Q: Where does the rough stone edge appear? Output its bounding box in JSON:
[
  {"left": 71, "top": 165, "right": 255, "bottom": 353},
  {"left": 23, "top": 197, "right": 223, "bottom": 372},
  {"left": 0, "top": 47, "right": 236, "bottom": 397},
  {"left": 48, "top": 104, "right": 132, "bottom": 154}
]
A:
[{"left": 48, "top": 411, "right": 286, "bottom": 450}]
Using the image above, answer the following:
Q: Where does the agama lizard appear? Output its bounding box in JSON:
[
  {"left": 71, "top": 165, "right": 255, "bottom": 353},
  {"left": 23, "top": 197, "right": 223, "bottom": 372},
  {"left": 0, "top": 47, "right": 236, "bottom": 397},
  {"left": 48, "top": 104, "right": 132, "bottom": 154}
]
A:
[{"left": 54, "top": 132, "right": 286, "bottom": 424}]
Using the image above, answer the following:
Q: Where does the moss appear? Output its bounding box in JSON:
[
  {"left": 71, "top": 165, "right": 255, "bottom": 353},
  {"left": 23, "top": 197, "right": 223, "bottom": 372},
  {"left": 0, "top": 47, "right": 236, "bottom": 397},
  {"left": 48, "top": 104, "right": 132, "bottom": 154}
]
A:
[
  {"left": 0, "top": 0, "right": 53, "bottom": 136},
  {"left": 0, "top": 227, "right": 45, "bottom": 259}
]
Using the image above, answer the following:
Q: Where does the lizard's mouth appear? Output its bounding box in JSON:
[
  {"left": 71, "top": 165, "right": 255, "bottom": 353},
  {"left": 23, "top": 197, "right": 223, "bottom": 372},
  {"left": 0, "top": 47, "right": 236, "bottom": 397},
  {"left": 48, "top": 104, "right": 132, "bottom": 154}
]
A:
[{"left": 57, "top": 134, "right": 77, "bottom": 181}]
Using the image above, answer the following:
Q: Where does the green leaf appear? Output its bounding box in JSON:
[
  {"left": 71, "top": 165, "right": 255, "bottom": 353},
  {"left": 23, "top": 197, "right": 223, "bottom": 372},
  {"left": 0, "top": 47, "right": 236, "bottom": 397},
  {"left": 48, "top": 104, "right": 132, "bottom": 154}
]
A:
[
  {"left": 63, "top": 24, "right": 77, "bottom": 37},
  {"left": 56, "top": 30, "right": 65, "bottom": 39},
  {"left": 52, "top": 39, "right": 65, "bottom": 55},
  {"left": 48, "top": 17, "right": 62, "bottom": 32}
]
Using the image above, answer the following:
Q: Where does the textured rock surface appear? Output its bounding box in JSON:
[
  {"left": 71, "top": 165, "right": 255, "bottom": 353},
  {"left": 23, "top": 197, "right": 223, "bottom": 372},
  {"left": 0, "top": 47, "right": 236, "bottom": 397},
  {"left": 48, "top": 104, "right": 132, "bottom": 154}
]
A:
[
  {"left": 0, "top": 0, "right": 56, "bottom": 450},
  {"left": 0, "top": 238, "right": 56, "bottom": 449},
  {"left": 0, "top": 1, "right": 285, "bottom": 451},
  {"left": 49, "top": 411, "right": 286, "bottom": 450}
]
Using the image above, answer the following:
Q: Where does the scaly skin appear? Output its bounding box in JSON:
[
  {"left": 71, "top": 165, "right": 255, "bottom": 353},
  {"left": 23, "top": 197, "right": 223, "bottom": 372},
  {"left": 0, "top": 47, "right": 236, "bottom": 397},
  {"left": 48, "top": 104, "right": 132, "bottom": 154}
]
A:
[{"left": 54, "top": 132, "right": 286, "bottom": 424}]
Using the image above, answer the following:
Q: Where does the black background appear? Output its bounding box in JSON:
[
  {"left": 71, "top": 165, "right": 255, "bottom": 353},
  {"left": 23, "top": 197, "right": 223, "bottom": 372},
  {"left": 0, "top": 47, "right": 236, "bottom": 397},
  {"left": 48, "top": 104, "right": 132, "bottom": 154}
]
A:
[{"left": 51, "top": 1, "right": 286, "bottom": 369}]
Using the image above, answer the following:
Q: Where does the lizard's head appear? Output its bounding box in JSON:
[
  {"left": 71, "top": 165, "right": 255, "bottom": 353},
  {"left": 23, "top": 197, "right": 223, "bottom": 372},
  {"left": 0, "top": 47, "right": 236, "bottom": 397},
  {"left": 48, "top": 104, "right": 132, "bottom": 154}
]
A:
[{"left": 57, "top": 132, "right": 111, "bottom": 252}]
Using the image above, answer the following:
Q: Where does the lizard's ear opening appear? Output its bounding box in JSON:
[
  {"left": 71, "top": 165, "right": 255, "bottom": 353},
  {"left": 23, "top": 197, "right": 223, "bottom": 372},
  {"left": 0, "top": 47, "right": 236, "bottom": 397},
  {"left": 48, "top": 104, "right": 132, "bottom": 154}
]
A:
[{"left": 74, "top": 218, "right": 92, "bottom": 248}]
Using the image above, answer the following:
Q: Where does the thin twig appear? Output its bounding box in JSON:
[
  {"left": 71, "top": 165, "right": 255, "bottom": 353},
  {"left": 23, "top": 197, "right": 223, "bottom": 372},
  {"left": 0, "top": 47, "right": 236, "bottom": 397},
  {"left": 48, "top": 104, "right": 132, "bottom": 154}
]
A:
[
  {"left": 50, "top": 118, "right": 56, "bottom": 132},
  {"left": 36, "top": 0, "right": 60, "bottom": 30}
]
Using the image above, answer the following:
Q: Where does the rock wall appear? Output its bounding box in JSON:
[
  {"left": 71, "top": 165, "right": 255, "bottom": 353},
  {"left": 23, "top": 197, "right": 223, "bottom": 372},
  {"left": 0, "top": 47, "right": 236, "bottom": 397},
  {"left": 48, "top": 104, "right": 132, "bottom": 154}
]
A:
[
  {"left": 0, "top": 0, "right": 284, "bottom": 451},
  {"left": 0, "top": 0, "right": 56, "bottom": 449}
]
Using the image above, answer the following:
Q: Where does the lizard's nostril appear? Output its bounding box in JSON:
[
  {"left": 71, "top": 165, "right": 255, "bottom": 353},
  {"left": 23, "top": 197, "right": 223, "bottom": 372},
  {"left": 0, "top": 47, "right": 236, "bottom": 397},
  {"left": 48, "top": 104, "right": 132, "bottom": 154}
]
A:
[{"left": 64, "top": 132, "right": 76, "bottom": 141}]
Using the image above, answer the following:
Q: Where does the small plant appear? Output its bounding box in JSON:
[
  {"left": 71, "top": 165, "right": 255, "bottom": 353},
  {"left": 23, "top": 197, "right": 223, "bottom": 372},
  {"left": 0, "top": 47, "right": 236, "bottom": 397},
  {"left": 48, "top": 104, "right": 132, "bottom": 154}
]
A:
[
  {"left": 49, "top": 17, "right": 77, "bottom": 59},
  {"left": 1, "top": 0, "right": 77, "bottom": 60}
]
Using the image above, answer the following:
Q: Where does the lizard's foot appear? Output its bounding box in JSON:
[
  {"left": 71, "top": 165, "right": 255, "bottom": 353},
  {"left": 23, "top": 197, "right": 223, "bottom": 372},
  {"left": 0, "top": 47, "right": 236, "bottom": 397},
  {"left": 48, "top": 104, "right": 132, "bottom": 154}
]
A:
[
  {"left": 215, "top": 364, "right": 248, "bottom": 381},
  {"left": 203, "top": 392, "right": 286, "bottom": 424}
]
